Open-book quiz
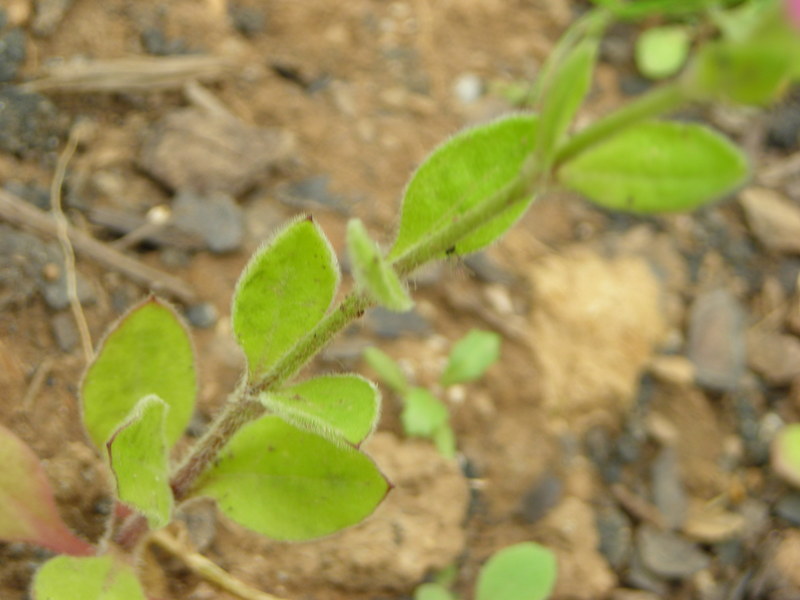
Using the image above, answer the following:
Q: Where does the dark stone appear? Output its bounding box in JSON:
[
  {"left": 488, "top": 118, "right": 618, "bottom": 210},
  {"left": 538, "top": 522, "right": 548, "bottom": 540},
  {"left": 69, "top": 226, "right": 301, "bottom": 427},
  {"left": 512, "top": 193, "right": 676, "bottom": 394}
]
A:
[
  {"left": 141, "top": 27, "right": 190, "bottom": 56},
  {"left": 366, "top": 306, "right": 430, "bottom": 338},
  {"left": 776, "top": 492, "right": 800, "bottom": 526},
  {"left": 51, "top": 312, "right": 78, "bottom": 351},
  {"left": 171, "top": 191, "right": 244, "bottom": 253},
  {"left": 0, "top": 28, "right": 26, "bottom": 82},
  {"left": 186, "top": 302, "right": 218, "bottom": 329},
  {"left": 3, "top": 181, "right": 50, "bottom": 210},
  {"left": 596, "top": 503, "right": 633, "bottom": 569},
  {"left": 278, "top": 175, "right": 353, "bottom": 214},
  {"left": 766, "top": 98, "right": 800, "bottom": 151},
  {"left": 687, "top": 289, "right": 747, "bottom": 392},
  {"left": 0, "top": 87, "right": 66, "bottom": 157},
  {"left": 651, "top": 446, "right": 687, "bottom": 529},
  {"left": 619, "top": 74, "right": 652, "bottom": 96},
  {"left": 463, "top": 252, "right": 517, "bottom": 286},
  {"left": 229, "top": 3, "right": 267, "bottom": 37},
  {"left": 519, "top": 472, "right": 563, "bottom": 523},
  {"left": 637, "top": 525, "right": 710, "bottom": 579}
]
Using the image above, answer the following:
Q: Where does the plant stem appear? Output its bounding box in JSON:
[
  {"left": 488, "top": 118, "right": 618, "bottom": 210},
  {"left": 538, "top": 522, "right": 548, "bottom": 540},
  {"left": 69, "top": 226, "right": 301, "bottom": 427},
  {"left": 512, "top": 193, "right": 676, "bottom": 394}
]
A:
[
  {"left": 136, "top": 70, "right": 694, "bottom": 552},
  {"left": 150, "top": 530, "right": 289, "bottom": 600},
  {"left": 553, "top": 80, "right": 687, "bottom": 167}
]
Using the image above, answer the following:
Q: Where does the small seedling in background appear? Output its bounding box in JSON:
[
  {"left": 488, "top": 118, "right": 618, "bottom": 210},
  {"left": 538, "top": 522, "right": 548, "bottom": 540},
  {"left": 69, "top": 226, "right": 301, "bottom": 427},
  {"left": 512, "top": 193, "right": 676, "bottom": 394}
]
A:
[
  {"left": 635, "top": 26, "right": 692, "bottom": 79},
  {"left": 364, "top": 329, "right": 501, "bottom": 458},
  {"left": 414, "top": 542, "right": 557, "bottom": 600},
  {"left": 772, "top": 424, "right": 800, "bottom": 488},
  {"left": 0, "top": 0, "right": 799, "bottom": 597}
]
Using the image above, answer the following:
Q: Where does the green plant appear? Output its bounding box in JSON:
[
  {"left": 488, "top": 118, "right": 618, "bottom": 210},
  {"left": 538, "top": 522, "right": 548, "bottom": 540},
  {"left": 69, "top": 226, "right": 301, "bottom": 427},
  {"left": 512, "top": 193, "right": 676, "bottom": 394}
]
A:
[
  {"left": 364, "top": 329, "right": 501, "bottom": 458},
  {"left": 415, "top": 542, "right": 557, "bottom": 600},
  {"left": 1, "top": 0, "right": 799, "bottom": 598}
]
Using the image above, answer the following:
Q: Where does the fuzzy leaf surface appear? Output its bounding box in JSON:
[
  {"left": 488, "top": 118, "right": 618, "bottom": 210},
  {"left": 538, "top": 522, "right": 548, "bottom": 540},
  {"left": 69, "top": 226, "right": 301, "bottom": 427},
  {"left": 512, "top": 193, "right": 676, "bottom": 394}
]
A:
[
  {"left": 401, "top": 387, "right": 449, "bottom": 438},
  {"left": 107, "top": 396, "right": 173, "bottom": 529},
  {"left": 233, "top": 217, "right": 339, "bottom": 378},
  {"left": 363, "top": 347, "right": 409, "bottom": 394},
  {"left": 389, "top": 114, "right": 539, "bottom": 259},
  {"left": 557, "top": 120, "right": 749, "bottom": 213},
  {"left": 0, "top": 424, "right": 93, "bottom": 556},
  {"left": 347, "top": 218, "right": 412, "bottom": 312},
  {"left": 772, "top": 424, "right": 800, "bottom": 488},
  {"left": 476, "top": 542, "right": 558, "bottom": 600},
  {"left": 535, "top": 37, "right": 598, "bottom": 164},
  {"left": 34, "top": 556, "right": 146, "bottom": 600},
  {"left": 81, "top": 298, "right": 196, "bottom": 449},
  {"left": 440, "top": 329, "right": 501, "bottom": 387},
  {"left": 193, "top": 416, "right": 389, "bottom": 541},
  {"left": 261, "top": 374, "right": 380, "bottom": 446}
]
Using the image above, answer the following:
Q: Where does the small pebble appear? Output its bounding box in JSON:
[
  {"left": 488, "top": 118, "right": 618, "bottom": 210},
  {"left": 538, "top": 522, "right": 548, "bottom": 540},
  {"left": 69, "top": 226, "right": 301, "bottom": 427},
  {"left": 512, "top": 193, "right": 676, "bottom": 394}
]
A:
[
  {"left": 32, "top": 0, "right": 73, "bottom": 36},
  {"left": 229, "top": 2, "right": 267, "bottom": 37},
  {"left": 463, "top": 252, "right": 517, "bottom": 286},
  {"left": 0, "top": 27, "right": 26, "bottom": 82},
  {"left": 596, "top": 503, "right": 633, "bottom": 569},
  {"left": 186, "top": 302, "right": 218, "bottom": 329},
  {"left": 0, "top": 86, "right": 66, "bottom": 157},
  {"left": 687, "top": 289, "right": 747, "bottom": 392},
  {"left": 171, "top": 191, "right": 244, "bottom": 254},
  {"left": 650, "top": 446, "right": 687, "bottom": 529},
  {"left": 41, "top": 262, "right": 60, "bottom": 281},
  {"left": 740, "top": 187, "right": 800, "bottom": 254},
  {"left": 776, "top": 493, "right": 800, "bottom": 526},
  {"left": 277, "top": 174, "right": 352, "bottom": 214},
  {"left": 453, "top": 73, "right": 484, "bottom": 104},
  {"left": 637, "top": 525, "right": 710, "bottom": 579},
  {"left": 519, "top": 472, "right": 563, "bottom": 523},
  {"left": 50, "top": 312, "right": 78, "bottom": 351},
  {"left": 366, "top": 306, "right": 430, "bottom": 338}
]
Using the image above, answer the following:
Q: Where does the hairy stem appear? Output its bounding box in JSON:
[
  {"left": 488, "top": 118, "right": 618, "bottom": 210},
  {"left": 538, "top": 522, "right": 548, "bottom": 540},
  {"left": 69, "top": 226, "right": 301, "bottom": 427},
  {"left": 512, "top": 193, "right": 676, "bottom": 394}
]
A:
[
  {"left": 553, "top": 80, "right": 687, "bottom": 167},
  {"left": 119, "top": 69, "right": 696, "bottom": 551}
]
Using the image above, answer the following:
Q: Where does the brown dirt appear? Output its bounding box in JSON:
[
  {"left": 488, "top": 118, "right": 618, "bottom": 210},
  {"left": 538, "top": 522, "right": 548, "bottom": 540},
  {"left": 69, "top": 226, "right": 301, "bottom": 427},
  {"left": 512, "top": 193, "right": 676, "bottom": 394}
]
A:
[{"left": 2, "top": 1, "right": 800, "bottom": 599}]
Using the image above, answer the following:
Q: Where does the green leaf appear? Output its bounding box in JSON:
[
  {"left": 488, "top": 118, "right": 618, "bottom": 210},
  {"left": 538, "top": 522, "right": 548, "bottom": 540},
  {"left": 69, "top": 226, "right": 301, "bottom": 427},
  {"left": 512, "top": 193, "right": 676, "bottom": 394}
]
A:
[
  {"left": 233, "top": 216, "right": 340, "bottom": 379},
  {"left": 0, "top": 424, "right": 93, "bottom": 556},
  {"left": 635, "top": 26, "right": 691, "bottom": 80},
  {"left": 772, "top": 424, "right": 800, "bottom": 488},
  {"left": 557, "top": 120, "right": 749, "bottom": 213},
  {"left": 34, "top": 556, "right": 146, "bottom": 600},
  {"left": 363, "top": 347, "right": 409, "bottom": 394},
  {"left": 401, "top": 387, "right": 449, "bottom": 438},
  {"left": 476, "top": 542, "right": 558, "bottom": 600},
  {"left": 433, "top": 424, "right": 457, "bottom": 459},
  {"left": 347, "top": 218, "right": 413, "bottom": 312},
  {"left": 107, "top": 396, "right": 173, "bottom": 529},
  {"left": 260, "top": 374, "right": 380, "bottom": 446},
  {"left": 193, "top": 416, "right": 389, "bottom": 541},
  {"left": 535, "top": 37, "right": 598, "bottom": 164},
  {"left": 589, "top": 0, "right": 721, "bottom": 20},
  {"left": 415, "top": 583, "right": 456, "bottom": 600},
  {"left": 81, "top": 298, "right": 196, "bottom": 449},
  {"left": 440, "top": 329, "right": 501, "bottom": 387},
  {"left": 389, "top": 114, "right": 539, "bottom": 259}
]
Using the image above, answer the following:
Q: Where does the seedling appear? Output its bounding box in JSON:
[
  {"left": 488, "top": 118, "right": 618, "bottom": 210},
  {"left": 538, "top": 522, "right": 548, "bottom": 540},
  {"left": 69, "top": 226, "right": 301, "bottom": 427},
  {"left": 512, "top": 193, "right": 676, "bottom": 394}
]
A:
[
  {"left": 364, "top": 329, "right": 501, "bottom": 457},
  {"left": 414, "top": 542, "right": 557, "bottom": 600},
  {"left": 0, "top": 0, "right": 798, "bottom": 598}
]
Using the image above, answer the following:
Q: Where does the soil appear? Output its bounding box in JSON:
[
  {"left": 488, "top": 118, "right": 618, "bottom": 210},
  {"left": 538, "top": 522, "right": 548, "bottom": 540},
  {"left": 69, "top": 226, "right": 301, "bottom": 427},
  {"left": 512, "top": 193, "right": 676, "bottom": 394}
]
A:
[{"left": 2, "top": 1, "right": 800, "bottom": 599}]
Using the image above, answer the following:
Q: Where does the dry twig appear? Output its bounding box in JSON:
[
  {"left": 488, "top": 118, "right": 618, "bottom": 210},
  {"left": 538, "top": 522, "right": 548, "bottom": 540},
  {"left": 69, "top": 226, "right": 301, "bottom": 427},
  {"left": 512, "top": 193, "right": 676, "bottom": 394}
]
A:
[{"left": 0, "top": 189, "right": 198, "bottom": 304}]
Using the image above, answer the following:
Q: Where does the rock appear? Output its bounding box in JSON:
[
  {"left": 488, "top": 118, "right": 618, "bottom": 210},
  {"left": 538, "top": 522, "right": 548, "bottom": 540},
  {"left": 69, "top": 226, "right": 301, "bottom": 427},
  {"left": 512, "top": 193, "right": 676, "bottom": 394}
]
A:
[
  {"left": 687, "top": 289, "right": 747, "bottom": 392},
  {"left": 277, "top": 174, "right": 352, "bottom": 214},
  {"left": 171, "top": 191, "right": 244, "bottom": 253},
  {"left": 740, "top": 187, "right": 800, "bottom": 254},
  {"left": 32, "top": 0, "right": 72, "bottom": 36},
  {"left": 453, "top": 73, "right": 484, "bottom": 104},
  {"left": 776, "top": 493, "right": 800, "bottom": 526},
  {"left": 0, "top": 86, "right": 66, "bottom": 157},
  {"left": 651, "top": 446, "right": 687, "bottom": 529},
  {"left": 139, "top": 108, "right": 293, "bottom": 196},
  {"left": 527, "top": 248, "right": 666, "bottom": 421},
  {"left": 766, "top": 96, "right": 800, "bottom": 151},
  {"left": 175, "top": 498, "right": 217, "bottom": 552},
  {"left": 0, "top": 28, "right": 25, "bottom": 82},
  {"left": 366, "top": 306, "right": 430, "bottom": 338},
  {"left": 747, "top": 329, "right": 800, "bottom": 385},
  {"left": 140, "top": 27, "right": 190, "bottom": 56},
  {"left": 39, "top": 263, "right": 95, "bottom": 310},
  {"left": 185, "top": 302, "right": 218, "bottom": 329},
  {"left": 228, "top": 2, "right": 267, "bottom": 37},
  {"left": 647, "top": 355, "right": 695, "bottom": 386},
  {"left": 463, "top": 252, "right": 517, "bottom": 286},
  {"left": 50, "top": 311, "right": 78, "bottom": 351},
  {"left": 519, "top": 471, "right": 563, "bottom": 523},
  {"left": 610, "top": 591, "right": 661, "bottom": 600},
  {"left": 636, "top": 525, "right": 710, "bottom": 579},
  {"left": 596, "top": 503, "right": 634, "bottom": 570}
]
